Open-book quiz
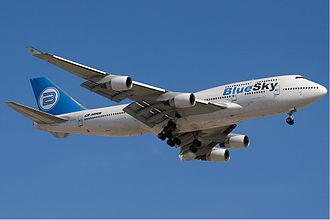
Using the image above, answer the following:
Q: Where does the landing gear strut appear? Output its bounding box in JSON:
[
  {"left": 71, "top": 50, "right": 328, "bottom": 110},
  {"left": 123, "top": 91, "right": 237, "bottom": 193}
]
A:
[{"left": 286, "top": 108, "right": 296, "bottom": 125}]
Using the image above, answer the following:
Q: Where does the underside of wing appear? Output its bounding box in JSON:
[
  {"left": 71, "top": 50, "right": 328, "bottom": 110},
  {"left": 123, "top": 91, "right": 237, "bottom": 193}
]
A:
[
  {"left": 123, "top": 95, "right": 241, "bottom": 127},
  {"left": 123, "top": 99, "right": 232, "bottom": 127},
  {"left": 80, "top": 80, "right": 166, "bottom": 102},
  {"left": 174, "top": 125, "right": 249, "bottom": 162},
  {"left": 177, "top": 124, "right": 237, "bottom": 154}
]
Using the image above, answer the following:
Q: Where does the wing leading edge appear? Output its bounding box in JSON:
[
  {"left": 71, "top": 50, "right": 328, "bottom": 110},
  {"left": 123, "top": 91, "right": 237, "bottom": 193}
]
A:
[{"left": 27, "top": 46, "right": 167, "bottom": 103}]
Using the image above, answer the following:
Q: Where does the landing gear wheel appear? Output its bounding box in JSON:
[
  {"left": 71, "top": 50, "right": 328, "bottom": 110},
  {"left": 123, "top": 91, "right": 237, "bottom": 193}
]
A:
[
  {"left": 167, "top": 139, "right": 175, "bottom": 147},
  {"left": 286, "top": 108, "right": 296, "bottom": 126},
  {"left": 192, "top": 139, "right": 202, "bottom": 148},
  {"left": 168, "top": 120, "right": 176, "bottom": 128},
  {"left": 286, "top": 117, "right": 294, "bottom": 125},
  {"left": 173, "top": 137, "right": 181, "bottom": 145},
  {"left": 161, "top": 120, "right": 177, "bottom": 140},
  {"left": 189, "top": 145, "right": 198, "bottom": 153},
  {"left": 157, "top": 132, "right": 166, "bottom": 141},
  {"left": 165, "top": 131, "right": 173, "bottom": 139}
]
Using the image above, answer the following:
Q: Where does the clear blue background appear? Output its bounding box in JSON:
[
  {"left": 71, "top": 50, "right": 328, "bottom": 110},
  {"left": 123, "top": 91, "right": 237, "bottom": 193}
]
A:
[{"left": 0, "top": 0, "right": 328, "bottom": 218}]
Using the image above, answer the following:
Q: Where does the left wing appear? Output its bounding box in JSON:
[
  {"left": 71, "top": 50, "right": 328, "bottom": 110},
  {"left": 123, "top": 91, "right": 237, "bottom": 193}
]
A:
[
  {"left": 27, "top": 46, "right": 167, "bottom": 102},
  {"left": 27, "top": 47, "right": 241, "bottom": 127}
]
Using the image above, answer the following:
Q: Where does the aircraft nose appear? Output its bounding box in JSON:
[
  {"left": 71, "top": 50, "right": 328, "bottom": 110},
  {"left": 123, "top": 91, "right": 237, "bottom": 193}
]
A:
[{"left": 319, "top": 85, "right": 327, "bottom": 96}]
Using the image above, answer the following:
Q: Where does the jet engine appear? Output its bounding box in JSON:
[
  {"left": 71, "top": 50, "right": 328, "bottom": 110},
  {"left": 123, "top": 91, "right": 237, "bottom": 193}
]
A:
[
  {"left": 223, "top": 134, "right": 250, "bottom": 149},
  {"left": 105, "top": 76, "right": 133, "bottom": 91},
  {"left": 179, "top": 150, "right": 196, "bottom": 161},
  {"left": 170, "top": 93, "right": 196, "bottom": 108},
  {"left": 205, "top": 148, "right": 230, "bottom": 162}
]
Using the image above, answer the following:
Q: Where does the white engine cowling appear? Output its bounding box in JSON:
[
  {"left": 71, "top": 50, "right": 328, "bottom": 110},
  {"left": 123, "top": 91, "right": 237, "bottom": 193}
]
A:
[
  {"left": 171, "top": 93, "right": 196, "bottom": 108},
  {"left": 223, "top": 134, "right": 250, "bottom": 149},
  {"left": 179, "top": 150, "right": 196, "bottom": 161},
  {"left": 206, "top": 148, "right": 230, "bottom": 162},
  {"left": 106, "top": 76, "right": 133, "bottom": 91}
]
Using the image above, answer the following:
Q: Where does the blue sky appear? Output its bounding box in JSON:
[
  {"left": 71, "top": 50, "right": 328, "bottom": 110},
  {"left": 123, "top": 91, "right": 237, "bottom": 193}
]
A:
[{"left": 0, "top": 0, "right": 328, "bottom": 218}]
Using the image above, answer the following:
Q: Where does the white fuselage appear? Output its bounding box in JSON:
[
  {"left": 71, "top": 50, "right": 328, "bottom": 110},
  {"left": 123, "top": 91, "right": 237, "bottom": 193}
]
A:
[{"left": 35, "top": 75, "right": 327, "bottom": 136}]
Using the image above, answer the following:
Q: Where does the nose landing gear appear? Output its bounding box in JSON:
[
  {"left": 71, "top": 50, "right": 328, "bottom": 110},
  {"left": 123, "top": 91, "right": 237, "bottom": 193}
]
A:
[
  {"left": 286, "top": 108, "right": 296, "bottom": 125},
  {"left": 286, "top": 117, "right": 294, "bottom": 125}
]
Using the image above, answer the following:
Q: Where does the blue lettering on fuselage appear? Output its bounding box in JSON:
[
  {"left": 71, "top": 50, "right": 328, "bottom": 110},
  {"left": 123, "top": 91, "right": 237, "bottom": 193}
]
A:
[{"left": 222, "top": 82, "right": 278, "bottom": 95}]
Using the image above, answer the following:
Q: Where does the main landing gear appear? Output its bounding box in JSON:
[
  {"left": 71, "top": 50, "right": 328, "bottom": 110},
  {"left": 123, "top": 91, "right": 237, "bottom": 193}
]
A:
[
  {"left": 157, "top": 120, "right": 202, "bottom": 152},
  {"left": 189, "top": 139, "right": 202, "bottom": 153},
  {"left": 286, "top": 108, "right": 296, "bottom": 126},
  {"left": 158, "top": 120, "right": 181, "bottom": 147}
]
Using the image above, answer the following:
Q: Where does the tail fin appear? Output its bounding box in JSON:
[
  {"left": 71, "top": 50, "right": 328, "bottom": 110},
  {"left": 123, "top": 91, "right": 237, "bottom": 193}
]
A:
[{"left": 30, "top": 77, "right": 85, "bottom": 115}]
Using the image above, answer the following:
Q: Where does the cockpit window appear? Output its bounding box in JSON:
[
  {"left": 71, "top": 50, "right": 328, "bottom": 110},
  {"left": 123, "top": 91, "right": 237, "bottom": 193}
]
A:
[{"left": 295, "top": 76, "right": 305, "bottom": 79}]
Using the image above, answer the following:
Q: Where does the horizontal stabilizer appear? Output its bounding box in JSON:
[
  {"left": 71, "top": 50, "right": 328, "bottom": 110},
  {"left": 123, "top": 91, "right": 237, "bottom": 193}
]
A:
[{"left": 4, "top": 102, "right": 68, "bottom": 124}]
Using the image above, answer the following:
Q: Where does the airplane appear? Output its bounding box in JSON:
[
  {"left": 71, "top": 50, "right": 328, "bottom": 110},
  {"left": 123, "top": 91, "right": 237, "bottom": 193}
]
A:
[{"left": 5, "top": 47, "right": 327, "bottom": 163}]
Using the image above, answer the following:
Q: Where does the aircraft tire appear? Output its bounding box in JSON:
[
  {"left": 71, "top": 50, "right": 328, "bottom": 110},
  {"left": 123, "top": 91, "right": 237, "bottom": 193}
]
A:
[{"left": 286, "top": 117, "right": 294, "bottom": 125}]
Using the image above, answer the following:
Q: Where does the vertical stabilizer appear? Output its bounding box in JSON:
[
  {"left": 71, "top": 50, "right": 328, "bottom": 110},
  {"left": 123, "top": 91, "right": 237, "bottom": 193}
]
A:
[{"left": 30, "top": 77, "right": 85, "bottom": 115}]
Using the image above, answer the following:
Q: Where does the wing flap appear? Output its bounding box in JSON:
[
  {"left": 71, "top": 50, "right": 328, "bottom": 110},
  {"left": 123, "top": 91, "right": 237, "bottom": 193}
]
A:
[
  {"left": 123, "top": 100, "right": 174, "bottom": 127},
  {"left": 80, "top": 81, "right": 126, "bottom": 102},
  {"left": 81, "top": 80, "right": 166, "bottom": 102},
  {"left": 5, "top": 102, "right": 68, "bottom": 124},
  {"left": 123, "top": 99, "right": 229, "bottom": 128}
]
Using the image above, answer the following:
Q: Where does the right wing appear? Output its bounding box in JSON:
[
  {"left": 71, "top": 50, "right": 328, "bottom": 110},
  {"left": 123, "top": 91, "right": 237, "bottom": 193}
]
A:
[{"left": 176, "top": 124, "right": 237, "bottom": 161}]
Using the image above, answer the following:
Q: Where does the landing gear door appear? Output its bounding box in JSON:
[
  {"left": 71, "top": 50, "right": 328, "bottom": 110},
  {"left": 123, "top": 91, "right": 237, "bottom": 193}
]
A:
[
  {"left": 78, "top": 116, "right": 83, "bottom": 127},
  {"left": 274, "top": 85, "right": 280, "bottom": 95}
]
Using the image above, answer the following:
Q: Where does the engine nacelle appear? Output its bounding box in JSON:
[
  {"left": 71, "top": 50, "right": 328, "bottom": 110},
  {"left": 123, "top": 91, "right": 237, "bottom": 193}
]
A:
[
  {"left": 105, "top": 76, "right": 133, "bottom": 91},
  {"left": 171, "top": 93, "right": 196, "bottom": 108},
  {"left": 223, "top": 134, "right": 250, "bottom": 149},
  {"left": 205, "top": 148, "right": 230, "bottom": 162},
  {"left": 179, "top": 150, "right": 196, "bottom": 161}
]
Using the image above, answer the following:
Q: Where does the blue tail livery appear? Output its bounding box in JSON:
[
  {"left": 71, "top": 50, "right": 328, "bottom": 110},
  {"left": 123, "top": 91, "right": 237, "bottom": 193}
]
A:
[{"left": 30, "top": 77, "right": 85, "bottom": 115}]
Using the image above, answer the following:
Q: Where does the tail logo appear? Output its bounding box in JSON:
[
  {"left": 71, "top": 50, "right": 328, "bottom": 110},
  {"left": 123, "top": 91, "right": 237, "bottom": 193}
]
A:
[{"left": 38, "top": 87, "right": 60, "bottom": 111}]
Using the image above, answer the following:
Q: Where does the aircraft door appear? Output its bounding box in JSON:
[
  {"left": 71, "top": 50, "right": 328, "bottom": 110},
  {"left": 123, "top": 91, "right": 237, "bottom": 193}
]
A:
[
  {"left": 274, "top": 85, "right": 280, "bottom": 95},
  {"left": 78, "top": 116, "right": 83, "bottom": 127}
]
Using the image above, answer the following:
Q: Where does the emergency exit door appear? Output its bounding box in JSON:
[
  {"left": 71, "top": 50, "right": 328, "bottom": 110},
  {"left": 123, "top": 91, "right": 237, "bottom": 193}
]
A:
[
  {"left": 78, "top": 116, "right": 83, "bottom": 127},
  {"left": 274, "top": 85, "right": 280, "bottom": 95}
]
